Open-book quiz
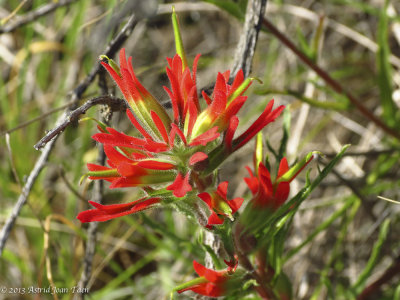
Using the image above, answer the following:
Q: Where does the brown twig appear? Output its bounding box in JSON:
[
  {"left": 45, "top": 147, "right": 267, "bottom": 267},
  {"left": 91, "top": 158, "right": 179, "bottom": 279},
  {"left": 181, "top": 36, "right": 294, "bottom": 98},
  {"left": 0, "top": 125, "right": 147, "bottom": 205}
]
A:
[
  {"left": 261, "top": 17, "right": 400, "bottom": 141},
  {"left": 357, "top": 255, "right": 400, "bottom": 300},
  {"left": 34, "top": 95, "right": 126, "bottom": 150},
  {"left": 0, "top": 0, "right": 78, "bottom": 34}
]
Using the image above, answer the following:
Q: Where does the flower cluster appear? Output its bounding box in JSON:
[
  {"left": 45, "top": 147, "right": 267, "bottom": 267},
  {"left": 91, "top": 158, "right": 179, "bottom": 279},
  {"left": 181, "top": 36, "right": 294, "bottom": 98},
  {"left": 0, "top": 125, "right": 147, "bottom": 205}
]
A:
[
  {"left": 75, "top": 10, "right": 318, "bottom": 299},
  {"left": 77, "top": 48, "right": 284, "bottom": 224}
]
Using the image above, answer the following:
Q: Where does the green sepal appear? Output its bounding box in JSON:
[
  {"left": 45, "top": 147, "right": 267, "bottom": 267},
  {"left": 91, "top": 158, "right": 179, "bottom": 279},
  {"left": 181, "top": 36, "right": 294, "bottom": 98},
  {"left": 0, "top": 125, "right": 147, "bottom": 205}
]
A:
[
  {"left": 79, "top": 169, "right": 119, "bottom": 185},
  {"left": 86, "top": 169, "right": 119, "bottom": 178},
  {"left": 171, "top": 277, "right": 208, "bottom": 294}
]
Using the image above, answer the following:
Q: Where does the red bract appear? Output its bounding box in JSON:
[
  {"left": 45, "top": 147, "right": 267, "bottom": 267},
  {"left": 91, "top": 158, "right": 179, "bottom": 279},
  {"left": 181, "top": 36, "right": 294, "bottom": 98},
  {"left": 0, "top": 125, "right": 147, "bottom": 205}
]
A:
[
  {"left": 198, "top": 182, "right": 243, "bottom": 229},
  {"left": 77, "top": 197, "right": 161, "bottom": 222},
  {"left": 177, "top": 260, "right": 237, "bottom": 297},
  {"left": 245, "top": 157, "right": 313, "bottom": 209}
]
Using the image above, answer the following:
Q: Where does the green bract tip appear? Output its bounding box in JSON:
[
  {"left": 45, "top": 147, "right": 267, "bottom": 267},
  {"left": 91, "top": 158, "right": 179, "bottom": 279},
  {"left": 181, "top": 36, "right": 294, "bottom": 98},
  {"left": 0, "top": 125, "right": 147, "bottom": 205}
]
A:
[{"left": 172, "top": 6, "right": 188, "bottom": 70}]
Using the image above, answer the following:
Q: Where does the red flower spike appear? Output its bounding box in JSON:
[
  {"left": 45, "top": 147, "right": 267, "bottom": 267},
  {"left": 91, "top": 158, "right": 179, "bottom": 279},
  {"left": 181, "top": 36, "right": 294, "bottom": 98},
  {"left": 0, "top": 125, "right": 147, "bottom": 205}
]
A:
[
  {"left": 245, "top": 156, "right": 313, "bottom": 210},
  {"left": 165, "top": 54, "right": 200, "bottom": 125},
  {"left": 102, "top": 49, "right": 171, "bottom": 132},
  {"left": 177, "top": 260, "right": 236, "bottom": 297},
  {"left": 198, "top": 182, "right": 243, "bottom": 228},
  {"left": 167, "top": 173, "right": 192, "bottom": 197},
  {"left": 233, "top": 100, "right": 285, "bottom": 152},
  {"left": 77, "top": 197, "right": 160, "bottom": 223}
]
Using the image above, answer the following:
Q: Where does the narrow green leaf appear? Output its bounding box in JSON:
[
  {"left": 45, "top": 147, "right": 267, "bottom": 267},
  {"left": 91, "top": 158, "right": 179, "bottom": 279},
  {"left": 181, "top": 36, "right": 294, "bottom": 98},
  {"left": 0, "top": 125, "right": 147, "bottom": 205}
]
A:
[
  {"left": 284, "top": 197, "right": 355, "bottom": 262},
  {"left": 352, "top": 218, "right": 391, "bottom": 293}
]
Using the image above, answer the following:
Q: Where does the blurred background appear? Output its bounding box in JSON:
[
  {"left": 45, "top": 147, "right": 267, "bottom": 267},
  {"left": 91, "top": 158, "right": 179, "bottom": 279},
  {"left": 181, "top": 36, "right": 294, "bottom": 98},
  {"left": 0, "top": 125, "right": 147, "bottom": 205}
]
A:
[{"left": 0, "top": 0, "right": 399, "bottom": 299}]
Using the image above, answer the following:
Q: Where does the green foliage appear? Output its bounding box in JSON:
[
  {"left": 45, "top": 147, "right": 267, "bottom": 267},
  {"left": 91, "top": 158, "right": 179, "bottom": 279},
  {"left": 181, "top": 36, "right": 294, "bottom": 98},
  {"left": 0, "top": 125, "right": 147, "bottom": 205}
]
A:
[
  {"left": 376, "top": 0, "right": 397, "bottom": 127},
  {"left": 1, "top": 1, "right": 400, "bottom": 299}
]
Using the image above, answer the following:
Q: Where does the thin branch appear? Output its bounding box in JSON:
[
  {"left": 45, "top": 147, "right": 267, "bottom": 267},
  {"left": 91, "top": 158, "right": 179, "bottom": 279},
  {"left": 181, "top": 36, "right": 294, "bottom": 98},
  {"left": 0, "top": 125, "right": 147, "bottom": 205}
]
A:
[
  {"left": 261, "top": 17, "right": 400, "bottom": 141},
  {"left": 0, "top": 0, "right": 78, "bottom": 34},
  {"left": 232, "top": 0, "right": 268, "bottom": 77},
  {"left": 0, "top": 13, "right": 137, "bottom": 256},
  {"left": 74, "top": 148, "right": 106, "bottom": 299},
  {"left": 0, "top": 132, "right": 57, "bottom": 256},
  {"left": 74, "top": 69, "right": 112, "bottom": 299},
  {"left": 34, "top": 96, "right": 126, "bottom": 150},
  {"left": 70, "top": 15, "right": 137, "bottom": 102}
]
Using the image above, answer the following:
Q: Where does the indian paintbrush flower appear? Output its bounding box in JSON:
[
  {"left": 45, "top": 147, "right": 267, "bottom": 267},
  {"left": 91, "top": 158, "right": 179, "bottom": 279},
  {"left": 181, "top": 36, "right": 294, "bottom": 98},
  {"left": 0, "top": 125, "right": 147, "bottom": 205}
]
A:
[
  {"left": 177, "top": 259, "right": 238, "bottom": 297},
  {"left": 245, "top": 154, "right": 315, "bottom": 210},
  {"left": 198, "top": 181, "right": 243, "bottom": 229},
  {"left": 78, "top": 9, "right": 285, "bottom": 224}
]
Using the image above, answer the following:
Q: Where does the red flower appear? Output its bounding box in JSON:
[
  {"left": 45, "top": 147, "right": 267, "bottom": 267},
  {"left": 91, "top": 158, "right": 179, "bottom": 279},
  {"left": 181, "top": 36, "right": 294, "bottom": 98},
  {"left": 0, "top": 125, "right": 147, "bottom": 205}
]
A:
[
  {"left": 198, "top": 182, "right": 243, "bottom": 229},
  {"left": 84, "top": 144, "right": 176, "bottom": 189},
  {"left": 245, "top": 156, "right": 313, "bottom": 209},
  {"left": 101, "top": 49, "right": 171, "bottom": 135},
  {"left": 227, "top": 99, "right": 285, "bottom": 152},
  {"left": 177, "top": 260, "right": 237, "bottom": 297},
  {"left": 77, "top": 197, "right": 161, "bottom": 222},
  {"left": 191, "top": 70, "right": 249, "bottom": 141}
]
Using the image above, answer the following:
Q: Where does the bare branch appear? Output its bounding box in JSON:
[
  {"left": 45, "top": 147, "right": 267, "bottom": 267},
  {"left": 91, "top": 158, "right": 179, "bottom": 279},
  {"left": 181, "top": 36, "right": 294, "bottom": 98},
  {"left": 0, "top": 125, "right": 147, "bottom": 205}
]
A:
[
  {"left": 34, "top": 96, "right": 126, "bottom": 150},
  {"left": 0, "top": 128, "right": 57, "bottom": 256},
  {"left": 70, "top": 15, "right": 137, "bottom": 102},
  {"left": 0, "top": 13, "right": 137, "bottom": 256},
  {"left": 232, "top": 0, "right": 268, "bottom": 77},
  {"left": 74, "top": 70, "right": 113, "bottom": 299},
  {"left": 0, "top": 0, "right": 78, "bottom": 34}
]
